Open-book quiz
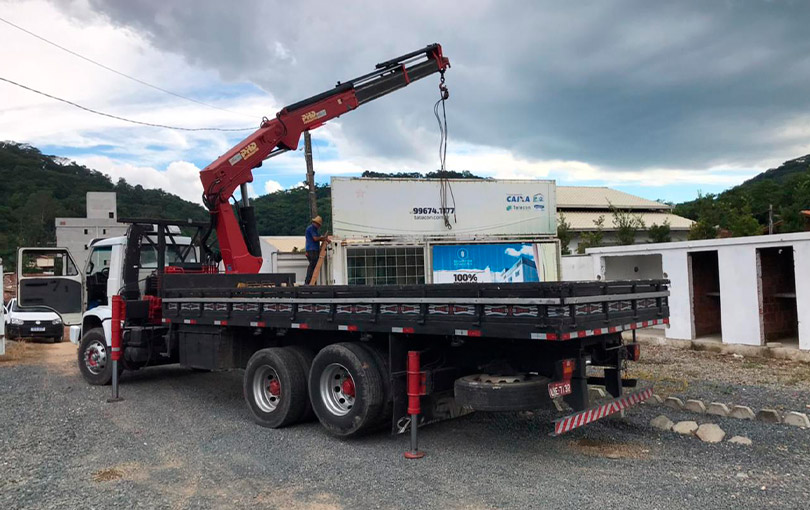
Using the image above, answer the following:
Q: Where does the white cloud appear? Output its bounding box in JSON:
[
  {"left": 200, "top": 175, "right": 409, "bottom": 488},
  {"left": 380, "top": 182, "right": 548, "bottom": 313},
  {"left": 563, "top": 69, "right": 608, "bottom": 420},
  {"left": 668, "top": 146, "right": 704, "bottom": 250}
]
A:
[
  {"left": 504, "top": 245, "right": 533, "bottom": 257},
  {"left": 1, "top": 0, "right": 792, "bottom": 205},
  {"left": 264, "top": 179, "right": 283, "bottom": 194},
  {"left": 75, "top": 155, "right": 204, "bottom": 204}
]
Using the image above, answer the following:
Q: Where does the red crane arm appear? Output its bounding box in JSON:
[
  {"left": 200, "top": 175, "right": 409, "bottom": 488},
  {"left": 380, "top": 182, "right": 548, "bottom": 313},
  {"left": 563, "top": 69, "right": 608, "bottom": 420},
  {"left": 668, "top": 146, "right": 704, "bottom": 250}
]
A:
[{"left": 199, "top": 44, "right": 450, "bottom": 273}]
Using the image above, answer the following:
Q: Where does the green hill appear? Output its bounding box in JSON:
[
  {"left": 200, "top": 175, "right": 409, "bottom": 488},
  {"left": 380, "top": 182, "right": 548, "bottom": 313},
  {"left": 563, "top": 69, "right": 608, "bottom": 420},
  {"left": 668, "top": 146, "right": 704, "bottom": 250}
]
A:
[
  {"left": 0, "top": 142, "right": 208, "bottom": 264},
  {"left": 673, "top": 155, "right": 810, "bottom": 237}
]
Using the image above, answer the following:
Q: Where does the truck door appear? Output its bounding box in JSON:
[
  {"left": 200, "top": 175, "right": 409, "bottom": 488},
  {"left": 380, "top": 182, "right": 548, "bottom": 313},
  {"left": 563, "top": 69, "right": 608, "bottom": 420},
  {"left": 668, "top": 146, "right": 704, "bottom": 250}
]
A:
[{"left": 16, "top": 248, "right": 84, "bottom": 325}]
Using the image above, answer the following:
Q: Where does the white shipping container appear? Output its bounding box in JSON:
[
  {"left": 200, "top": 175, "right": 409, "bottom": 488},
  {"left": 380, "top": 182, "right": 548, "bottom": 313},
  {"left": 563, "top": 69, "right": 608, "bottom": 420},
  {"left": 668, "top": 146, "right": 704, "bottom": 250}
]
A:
[{"left": 331, "top": 178, "right": 557, "bottom": 239}]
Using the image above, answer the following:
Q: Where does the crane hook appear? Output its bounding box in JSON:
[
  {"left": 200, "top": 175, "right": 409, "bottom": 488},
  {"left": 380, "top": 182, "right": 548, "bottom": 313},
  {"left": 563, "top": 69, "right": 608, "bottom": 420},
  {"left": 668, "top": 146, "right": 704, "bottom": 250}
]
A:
[{"left": 439, "top": 72, "right": 449, "bottom": 101}]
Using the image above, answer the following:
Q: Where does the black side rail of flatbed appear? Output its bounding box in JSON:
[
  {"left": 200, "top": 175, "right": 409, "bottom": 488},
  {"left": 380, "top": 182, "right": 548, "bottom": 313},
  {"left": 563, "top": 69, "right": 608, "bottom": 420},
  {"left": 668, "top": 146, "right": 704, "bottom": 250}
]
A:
[{"left": 160, "top": 276, "right": 670, "bottom": 342}]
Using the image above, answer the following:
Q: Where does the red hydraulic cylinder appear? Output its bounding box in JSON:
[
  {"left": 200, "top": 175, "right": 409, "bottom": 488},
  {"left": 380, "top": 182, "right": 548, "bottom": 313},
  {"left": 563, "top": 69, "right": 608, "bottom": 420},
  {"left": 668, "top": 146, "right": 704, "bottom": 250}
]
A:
[
  {"left": 108, "top": 294, "right": 125, "bottom": 402},
  {"left": 404, "top": 351, "right": 426, "bottom": 459},
  {"left": 406, "top": 351, "right": 424, "bottom": 415},
  {"left": 110, "top": 294, "right": 124, "bottom": 361}
]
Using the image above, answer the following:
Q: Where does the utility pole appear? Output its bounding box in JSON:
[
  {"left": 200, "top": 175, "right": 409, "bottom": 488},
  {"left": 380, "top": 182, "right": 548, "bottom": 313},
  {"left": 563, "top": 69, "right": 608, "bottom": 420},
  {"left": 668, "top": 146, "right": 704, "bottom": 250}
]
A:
[
  {"left": 304, "top": 131, "right": 318, "bottom": 219},
  {"left": 768, "top": 204, "right": 774, "bottom": 235}
]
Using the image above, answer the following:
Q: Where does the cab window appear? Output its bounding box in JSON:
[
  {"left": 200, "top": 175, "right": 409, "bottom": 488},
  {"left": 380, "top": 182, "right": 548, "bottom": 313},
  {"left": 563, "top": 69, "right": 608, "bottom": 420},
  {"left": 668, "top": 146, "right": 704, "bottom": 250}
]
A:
[
  {"left": 86, "top": 246, "right": 112, "bottom": 275},
  {"left": 139, "top": 245, "right": 197, "bottom": 268},
  {"left": 20, "top": 250, "right": 78, "bottom": 277}
]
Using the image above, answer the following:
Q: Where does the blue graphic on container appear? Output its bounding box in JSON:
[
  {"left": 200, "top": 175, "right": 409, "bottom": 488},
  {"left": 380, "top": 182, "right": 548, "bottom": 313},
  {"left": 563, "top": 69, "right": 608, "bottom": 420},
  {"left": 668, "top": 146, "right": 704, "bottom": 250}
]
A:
[{"left": 432, "top": 244, "right": 540, "bottom": 283}]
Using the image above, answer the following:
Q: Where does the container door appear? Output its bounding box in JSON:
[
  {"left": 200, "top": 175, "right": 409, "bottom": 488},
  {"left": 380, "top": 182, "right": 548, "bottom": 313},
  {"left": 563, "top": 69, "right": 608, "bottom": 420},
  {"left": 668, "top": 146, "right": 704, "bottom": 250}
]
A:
[{"left": 17, "top": 247, "right": 84, "bottom": 325}]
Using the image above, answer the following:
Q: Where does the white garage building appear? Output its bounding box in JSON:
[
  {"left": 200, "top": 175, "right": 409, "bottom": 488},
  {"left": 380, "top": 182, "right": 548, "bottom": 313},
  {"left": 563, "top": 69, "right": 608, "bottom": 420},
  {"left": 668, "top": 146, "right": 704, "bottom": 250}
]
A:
[{"left": 562, "top": 233, "right": 810, "bottom": 351}]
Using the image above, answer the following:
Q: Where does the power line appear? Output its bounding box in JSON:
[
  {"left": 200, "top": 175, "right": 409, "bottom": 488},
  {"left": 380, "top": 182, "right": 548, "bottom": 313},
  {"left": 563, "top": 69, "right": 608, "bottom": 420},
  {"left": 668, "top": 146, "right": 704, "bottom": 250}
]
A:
[
  {"left": 0, "top": 76, "right": 256, "bottom": 132},
  {"left": 0, "top": 15, "right": 256, "bottom": 119}
]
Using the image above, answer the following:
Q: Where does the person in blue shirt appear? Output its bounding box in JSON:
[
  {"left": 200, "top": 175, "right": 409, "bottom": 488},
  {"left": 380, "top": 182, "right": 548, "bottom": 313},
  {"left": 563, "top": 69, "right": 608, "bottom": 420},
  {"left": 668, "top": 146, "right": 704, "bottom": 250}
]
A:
[{"left": 304, "top": 215, "right": 328, "bottom": 284}]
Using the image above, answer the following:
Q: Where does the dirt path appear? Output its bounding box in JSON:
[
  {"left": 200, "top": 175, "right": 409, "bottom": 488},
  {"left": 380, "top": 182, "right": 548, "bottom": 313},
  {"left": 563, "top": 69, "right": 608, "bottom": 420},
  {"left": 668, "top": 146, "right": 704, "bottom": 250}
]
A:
[{"left": 0, "top": 340, "right": 77, "bottom": 375}]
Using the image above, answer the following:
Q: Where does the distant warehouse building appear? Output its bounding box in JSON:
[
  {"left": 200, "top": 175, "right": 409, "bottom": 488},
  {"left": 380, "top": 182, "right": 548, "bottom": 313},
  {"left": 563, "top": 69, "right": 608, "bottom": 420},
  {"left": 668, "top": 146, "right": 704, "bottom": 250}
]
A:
[{"left": 556, "top": 186, "right": 693, "bottom": 253}]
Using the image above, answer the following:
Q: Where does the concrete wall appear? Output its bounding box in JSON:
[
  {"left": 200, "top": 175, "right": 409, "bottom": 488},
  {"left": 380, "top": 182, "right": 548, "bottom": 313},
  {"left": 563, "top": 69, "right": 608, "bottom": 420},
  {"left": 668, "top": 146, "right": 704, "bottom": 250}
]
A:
[
  {"left": 582, "top": 233, "right": 810, "bottom": 350},
  {"left": 603, "top": 254, "right": 662, "bottom": 280},
  {"left": 55, "top": 221, "right": 127, "bottom": 271},
  {"left": 86, "top": 192, "right": 117, "bottom": 220},
  {"left": 560, "top": 255, "right": 597, "bottom": 281},
  {"left": 55, "top": 192, "right": 126, "bottom": 270}
]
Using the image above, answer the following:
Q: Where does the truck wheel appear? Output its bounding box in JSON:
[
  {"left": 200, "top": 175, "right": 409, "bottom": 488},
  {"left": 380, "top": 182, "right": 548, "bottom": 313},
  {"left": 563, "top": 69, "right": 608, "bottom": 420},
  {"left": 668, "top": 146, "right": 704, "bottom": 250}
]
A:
[
  {"left": 355, "top": 342, "right": 392, "bottom": 429},
  {"left": 244, "top": 348, "right": 308, "bottom": 428},
  {"left": 309, "top": 343, "right": 384, "bottom": 437},
  {"left": 78, "top": 328, "right": 113, "bottom": 386},
  {"left": 285, "top": 345, "right": 316, "bottom": 422},
  {"left": 454, "top": 374, "right": 551, "bottom": 411}
]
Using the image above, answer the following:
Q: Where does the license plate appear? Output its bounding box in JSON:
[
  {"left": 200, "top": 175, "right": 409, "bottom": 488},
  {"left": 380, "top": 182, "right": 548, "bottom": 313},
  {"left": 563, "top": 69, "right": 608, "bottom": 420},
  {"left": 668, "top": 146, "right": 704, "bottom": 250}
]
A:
[
  {"left": 548, "top": 381, "right": 572, "bottom": 399},
  {"left": 30, "top": 327, "right": 46, "bottom": 332}
]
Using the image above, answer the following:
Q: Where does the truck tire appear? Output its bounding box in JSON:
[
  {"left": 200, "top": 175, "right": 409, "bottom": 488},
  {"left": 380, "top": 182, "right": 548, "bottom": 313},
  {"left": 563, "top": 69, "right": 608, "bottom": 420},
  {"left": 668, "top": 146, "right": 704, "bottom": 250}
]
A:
[
  {"left": 309, "top": 342, "right": 384, "bottom": 437},
  {"left": 285, "top": 345, "right": 316, "bottom": 422},
  {"left": 244, "top": 348, "right": 308, "bottom": 428},
  {"left": 78, "top": 328, "right": 113, "bottom": 385},
  {"left": 355, "top": 342, "right": 392, "bottom": 429},
  {"left": 454, "top": 374, "right": 551, "bottom": 411}
]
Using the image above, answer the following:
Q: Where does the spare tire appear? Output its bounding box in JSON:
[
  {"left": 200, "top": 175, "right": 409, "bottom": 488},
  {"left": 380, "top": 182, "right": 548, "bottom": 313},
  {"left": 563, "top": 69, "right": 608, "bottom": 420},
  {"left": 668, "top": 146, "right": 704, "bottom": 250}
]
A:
[{"left": 454, "top": 374, "right": 551, "bottom": 411}]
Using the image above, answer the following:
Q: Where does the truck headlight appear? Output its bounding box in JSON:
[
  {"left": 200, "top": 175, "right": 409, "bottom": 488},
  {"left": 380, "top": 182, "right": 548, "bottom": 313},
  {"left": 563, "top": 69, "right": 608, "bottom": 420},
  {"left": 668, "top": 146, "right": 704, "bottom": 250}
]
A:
[
  {"left": 52, "top": 318, "right": 62, "bottom": 325},
  {"left": 10, "top": 318, "right": 24, "bottom": 325}
]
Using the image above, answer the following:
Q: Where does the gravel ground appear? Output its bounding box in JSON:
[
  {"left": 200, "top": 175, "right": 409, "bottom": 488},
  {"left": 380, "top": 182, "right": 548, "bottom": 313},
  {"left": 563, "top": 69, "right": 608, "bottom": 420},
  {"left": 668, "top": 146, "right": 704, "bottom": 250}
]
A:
[{"left": 1, "top": 341, "right": 809, "bottom": 510}]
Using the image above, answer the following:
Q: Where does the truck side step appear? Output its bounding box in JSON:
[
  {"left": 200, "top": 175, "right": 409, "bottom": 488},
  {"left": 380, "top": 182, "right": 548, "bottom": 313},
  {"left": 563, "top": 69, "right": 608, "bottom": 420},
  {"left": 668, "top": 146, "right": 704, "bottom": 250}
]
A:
[{"left": 550, "top": 387, "right": 653, "bottom": 436}]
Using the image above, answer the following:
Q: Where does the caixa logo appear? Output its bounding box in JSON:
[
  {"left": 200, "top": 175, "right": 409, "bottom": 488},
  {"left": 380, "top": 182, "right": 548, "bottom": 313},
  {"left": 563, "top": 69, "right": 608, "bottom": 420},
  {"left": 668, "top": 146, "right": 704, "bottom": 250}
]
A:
[{"left": 506, "top": 194, "right": 530, "bottom": 203}]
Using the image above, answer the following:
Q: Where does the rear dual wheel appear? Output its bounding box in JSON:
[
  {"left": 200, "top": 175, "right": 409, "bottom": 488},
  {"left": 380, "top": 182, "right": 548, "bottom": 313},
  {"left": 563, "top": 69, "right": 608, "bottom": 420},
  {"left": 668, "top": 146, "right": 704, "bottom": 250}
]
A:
[
  {"left": 244, "top": 347, "right": 308, "bottom": 428},
  {"left": 244, "top": 342, "right": 389, "bottom": 436},
  {"left": 309, "top": 343, "right": 385, "bottom": 437}
]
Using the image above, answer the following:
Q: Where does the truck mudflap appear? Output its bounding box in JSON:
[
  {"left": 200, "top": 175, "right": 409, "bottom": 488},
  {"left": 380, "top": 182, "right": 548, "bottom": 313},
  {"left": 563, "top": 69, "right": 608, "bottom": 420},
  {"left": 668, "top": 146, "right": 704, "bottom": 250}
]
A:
[{"left": 551, "top": 387, "right": 653, "bottom": 436}]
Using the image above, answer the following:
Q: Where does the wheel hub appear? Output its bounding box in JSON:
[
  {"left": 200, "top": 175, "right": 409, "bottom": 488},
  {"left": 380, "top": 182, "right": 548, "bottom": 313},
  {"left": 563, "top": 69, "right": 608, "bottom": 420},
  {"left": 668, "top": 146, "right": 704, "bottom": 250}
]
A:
[
  {"left": 253, "top": 365, "right": 282, "bottom": 413},
  {"left": 341, "top": 378, "right": 355, "bottom": 398},
  {"left": 319, "top": 363, "right": 356, "bottom": 416},
  {"left": 268, "top": 379, "right": 281, "bottom": 396},
  {"left": 83, "top": 340, "right": 107, "bottom": 375}
]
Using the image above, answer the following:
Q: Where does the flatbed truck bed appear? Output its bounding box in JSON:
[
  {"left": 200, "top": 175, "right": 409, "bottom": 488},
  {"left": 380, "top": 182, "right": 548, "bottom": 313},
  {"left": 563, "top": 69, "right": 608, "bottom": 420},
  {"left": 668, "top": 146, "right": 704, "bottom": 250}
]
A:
[{"left": 153, "top": 273, "right": 668, "bottom": 438}]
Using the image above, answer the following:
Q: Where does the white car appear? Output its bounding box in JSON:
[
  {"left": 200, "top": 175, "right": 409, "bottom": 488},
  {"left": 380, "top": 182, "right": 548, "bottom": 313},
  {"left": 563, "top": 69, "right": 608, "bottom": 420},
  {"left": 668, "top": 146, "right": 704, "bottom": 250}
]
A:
[{"left": 3, "top": 298, "right": 64, "bottom": 342}]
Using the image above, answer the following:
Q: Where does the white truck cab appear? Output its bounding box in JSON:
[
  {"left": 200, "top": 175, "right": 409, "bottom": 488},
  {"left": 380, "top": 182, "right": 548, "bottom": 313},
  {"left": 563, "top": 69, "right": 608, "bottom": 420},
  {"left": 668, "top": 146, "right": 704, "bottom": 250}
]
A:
[{"left": 17, "top": 232, "right": 195, "bottom": 348}]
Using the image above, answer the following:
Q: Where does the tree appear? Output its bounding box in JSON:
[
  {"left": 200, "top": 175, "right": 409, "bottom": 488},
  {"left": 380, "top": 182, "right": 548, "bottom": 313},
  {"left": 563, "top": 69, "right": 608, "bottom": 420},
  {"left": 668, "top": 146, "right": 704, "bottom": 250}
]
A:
[
  {"left": 648, "top": 219, "right": 671, "bottom": 243},
  {"left": 578, "top": 215, "right": 605, "bottom": 254},
  {"left": 557, "top": 213, "right": 573, "bottom": 255},
  {"left": 688, "top": 220, "right": 717, "bottom": 240},
  {"left": 728, "top": 214, "right": 761, "bottom": 237},
  {"left": 610, "top": 204, "right": 645, "bottom": 245}
]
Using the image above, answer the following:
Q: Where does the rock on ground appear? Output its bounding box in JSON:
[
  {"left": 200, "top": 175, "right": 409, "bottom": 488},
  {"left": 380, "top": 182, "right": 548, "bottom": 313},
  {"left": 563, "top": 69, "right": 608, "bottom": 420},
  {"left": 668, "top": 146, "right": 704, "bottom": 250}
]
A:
[
  {"left": 729, "top": 436, "right": 753, "bottom": 446},
  {"left": 755, "top": 409, "right": 781, "bottom": 423},
  {"left": 672, "top": 421, "right": 699, "bottom": 435},
  {"left": 664, "top": 397, "right": 684, "bottom": 410},
  {"left": 783, "top": 412, "right": 810, "bottom": 429},
  {"left": 729, "top": 405, "right": 755, "bottom": 420},
  {"left": 650, "top": 415, "right": 674, "bottom": 431},
  {"left": 696, "top": 423, "right": 725, "bottom": 443},
  {"left": 684, "top": 399, "right": 706, "bottom": 414},
  {"left": 707, "top": 402, "right": 730, "bottom": 417}
]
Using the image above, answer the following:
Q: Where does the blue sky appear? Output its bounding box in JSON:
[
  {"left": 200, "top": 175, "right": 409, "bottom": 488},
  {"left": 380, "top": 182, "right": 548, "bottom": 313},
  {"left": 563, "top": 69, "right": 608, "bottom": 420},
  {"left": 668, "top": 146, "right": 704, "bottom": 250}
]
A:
[{"left": 3, "top": 1, "right": 807, "bottom": 206}]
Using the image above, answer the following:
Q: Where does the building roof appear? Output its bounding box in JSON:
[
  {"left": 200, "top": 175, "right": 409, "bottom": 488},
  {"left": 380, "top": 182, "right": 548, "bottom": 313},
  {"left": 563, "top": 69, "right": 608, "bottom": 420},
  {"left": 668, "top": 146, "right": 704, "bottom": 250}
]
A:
[
  {"left": 557, "top": 186, "right": 671, "bottom": 211},
  {"left": 261, "top": 236, "right": 307, "bottom": 252},
  {"left": 559, "top": 211, "right": 693, "bottom": 231}
]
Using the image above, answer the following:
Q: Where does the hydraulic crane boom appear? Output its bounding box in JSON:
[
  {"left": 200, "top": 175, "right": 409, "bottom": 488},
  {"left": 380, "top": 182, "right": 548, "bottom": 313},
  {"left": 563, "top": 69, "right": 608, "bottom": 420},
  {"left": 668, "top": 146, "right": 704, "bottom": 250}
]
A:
[{"left": 200, "top": 44, "right": 450, "bottom": 273}]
